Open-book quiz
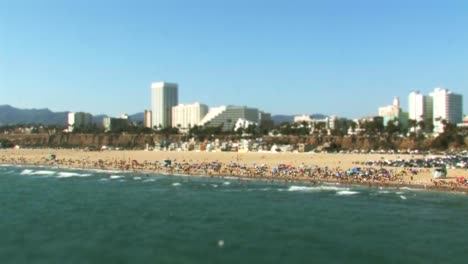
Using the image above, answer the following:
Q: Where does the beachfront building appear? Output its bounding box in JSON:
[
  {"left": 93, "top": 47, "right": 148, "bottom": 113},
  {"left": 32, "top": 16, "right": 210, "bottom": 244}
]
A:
[
  {"left": 430, "top": 88, "right": 463, "bottom": 133},
  {"left": 378, "top": 97, "right": 409, "bottom": 129},
  {"left": 67, "top": 112, "right": 93, "bottom": 132},
  {"left": 259, "top": 111, "right": 274, "bottom": 129},
  {"left": 294, "top": 114, "right": 312, "bottom": 123},
  {"left": 327, "top": 116, "right": 338, "bottom": 130},
  {"left": 144, "top": 110, "right": 152, "bottom": 128},
  {"left": 457, "top": 115, "right": 468, "bottom": 128},
  {"left": 199, "top": 105, "right": 271, "bottom": 132},
  {"left": 151, "top": 82, "right": 178, "bottom": 129},
  {"left": 294, "top": 115, "right": 338, "bottom": 131},
  {"left": 172, "top": 103, "right": 209, "bottom": 132},
  {"left": 103, "top": 114, "right": 129, "bottom": 132},
  {"left": 408, "top": 91, "right": 433, "bottom": 132}
]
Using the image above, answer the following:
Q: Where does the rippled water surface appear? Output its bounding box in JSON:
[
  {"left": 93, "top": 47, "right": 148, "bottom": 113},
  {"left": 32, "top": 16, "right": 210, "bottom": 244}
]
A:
[{"left": 1, "top": 165, "right": 467, "bottom": 264}]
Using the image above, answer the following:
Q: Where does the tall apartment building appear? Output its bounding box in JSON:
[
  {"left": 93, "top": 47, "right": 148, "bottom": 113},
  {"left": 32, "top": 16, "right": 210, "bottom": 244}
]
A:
[
  {"left": 408, "top": 91, "right": 433, "bottom": 131},
  {"left": 430, "top": 88, "right": 463, "bottom": 133},
  {"left": 172, "top": 103, "right": 209, "bottom": 131},
  {"left": 67, "top": 112, "right": 93, "bottom": 132},
  {"left": 151, "top": 82, "right": 178, "bottom": 129}
]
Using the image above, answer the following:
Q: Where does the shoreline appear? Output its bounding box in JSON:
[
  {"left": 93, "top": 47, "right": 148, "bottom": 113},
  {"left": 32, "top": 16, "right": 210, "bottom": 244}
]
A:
[{"left": 2, "top": 161, "right": 467, "bottom": 195}]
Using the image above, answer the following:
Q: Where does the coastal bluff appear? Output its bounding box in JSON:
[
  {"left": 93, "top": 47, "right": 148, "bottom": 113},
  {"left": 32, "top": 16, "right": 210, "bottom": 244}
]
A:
[{"left": 1, "top": 133, "right": 462, "bottom": 151}]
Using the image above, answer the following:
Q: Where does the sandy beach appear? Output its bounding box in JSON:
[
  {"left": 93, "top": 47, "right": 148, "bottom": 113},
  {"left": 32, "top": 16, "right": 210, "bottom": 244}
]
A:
[{"left": 1, "top": 149, "right": 467, "bottom": 190}]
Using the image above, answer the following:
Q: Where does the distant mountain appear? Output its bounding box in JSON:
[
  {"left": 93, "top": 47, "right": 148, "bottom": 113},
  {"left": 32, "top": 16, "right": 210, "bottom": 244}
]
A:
[
  {"left": 0, "top": 105, "right": 68, "bottom": 125},
  {"left": 129, "top": 112, "right": 144, "bottom": 122},
  {"left": 271, "top": 114, "right": 328, "bottom": 124},
  {"left": 271, "top": 115, "right": 294, "bottom": 124},
  {"left": 0, "top": 105, "right": 145, "bottom": 126}
]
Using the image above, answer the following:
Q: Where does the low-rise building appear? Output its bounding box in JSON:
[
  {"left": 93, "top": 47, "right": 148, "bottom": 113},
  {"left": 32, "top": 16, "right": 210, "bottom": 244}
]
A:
[
  {"left": 144, "top": 110, "right": 152, "bottom": 128},
  {"left": 172, "top": 103, "right": 208, "bottom": 132},
  {"left": 199, "top": 105, "right": 270, "bottom": 132},
  {"left": 103, "top": 114, "right": 129, "bottom": 132},
  {"left": 378, "top": 97, "right": 409, "bottom": 129}
]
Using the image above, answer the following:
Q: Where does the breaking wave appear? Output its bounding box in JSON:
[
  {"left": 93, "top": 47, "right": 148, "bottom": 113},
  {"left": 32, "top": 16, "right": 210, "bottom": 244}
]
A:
[
  {"left": 336, "top": 190, "right": 360, "bottom": 196},
  {"left": 20, "top": 169, "right": 56, "bottom": 176},
  {"left": 56, "top": 172, "right": 92, "bottom": 178},
  {"left": 288, "top": 186, "right": 349, "bottom": 192}
]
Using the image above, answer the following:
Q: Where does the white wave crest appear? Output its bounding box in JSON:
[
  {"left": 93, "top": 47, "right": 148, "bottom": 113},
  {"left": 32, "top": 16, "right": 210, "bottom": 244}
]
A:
[
  {"left": 33, "top": 170, "right": 56, "bottom": 175},
  {"left": 133, "top": 177, "right": 142, "bottom": 180},
  {"left": 378, "top": 191, "right": 390, "bottom": 194},
  {"left": 400, "top": 195, "right": 407, "bottom": 200},
  {"left": 110, "top": 175, "right": 123, "bottom": 179},
  {"left": 57, "top": 172, "right": 91, "bottom": 178},
  {"left": 20, "top": 169, "right": 56, "bottom": 175},
  {"left": 400, "top": 187, "right": 422, "bottom": 191},
  {"left": 172, "top": 182, "right": 181, "bottom": 186},
  {"left": 336, "top": 190, "right": 359, "bottom": 196},
  {"left": 88, "top": 169, "right": 129, "bottom": 174},
  {"left": 288, "top": 186, "right": 348, "bottom": 192},
  {"left": 20, "top": 169, "right": 34, "bottom": 175}
]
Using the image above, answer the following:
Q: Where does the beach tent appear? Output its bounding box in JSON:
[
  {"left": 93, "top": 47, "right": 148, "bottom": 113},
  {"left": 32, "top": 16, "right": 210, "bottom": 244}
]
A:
[{"left": 432, "top": 167, "right": 447, "bottom": 179}]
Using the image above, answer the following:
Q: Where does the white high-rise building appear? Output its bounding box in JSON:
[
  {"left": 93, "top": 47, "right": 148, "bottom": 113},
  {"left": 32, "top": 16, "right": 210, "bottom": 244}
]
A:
[
  {"left": 430, "top": 88, "right": 463, "bottom": 133},
  {"left": 172, "top": 103, "right": 209, "bottom": 131},
  {"left": 151, "top": 82, "right": 178, "bottom": 129},
  {"left": 408, "top": 91, "right": 433, "bottom": 131},
  {"left": 67, "top": 112, "right": 93, "bottom": 132}
]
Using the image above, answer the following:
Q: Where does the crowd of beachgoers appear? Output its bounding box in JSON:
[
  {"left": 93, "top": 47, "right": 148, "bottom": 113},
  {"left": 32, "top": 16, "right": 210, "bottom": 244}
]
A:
[
  {"left": 2, "top": 152, "right": 468, "bottom": 192},
  {"left": 357, "top": 155, "right": 467, "bottom": 169}
]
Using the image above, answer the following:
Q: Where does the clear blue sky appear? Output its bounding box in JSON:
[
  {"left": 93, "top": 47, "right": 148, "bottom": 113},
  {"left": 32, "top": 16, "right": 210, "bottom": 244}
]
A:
[{"left": 0, "top": 0, "right": 467, "bottom": 118}]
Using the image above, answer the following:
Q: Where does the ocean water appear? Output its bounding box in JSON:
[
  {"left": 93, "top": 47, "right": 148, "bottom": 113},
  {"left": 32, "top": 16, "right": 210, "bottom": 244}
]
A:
[{"left": 1, "top": 165, "right": 468, "bottom": 264}]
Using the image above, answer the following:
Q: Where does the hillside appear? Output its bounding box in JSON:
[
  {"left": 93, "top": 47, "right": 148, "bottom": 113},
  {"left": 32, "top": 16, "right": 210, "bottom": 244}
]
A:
[
  {"left": 0, "top": 105, "right": 144, "bottom": 126},
  {"left": 0, "top": 105, "right": 68, "bottom": 125}
]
